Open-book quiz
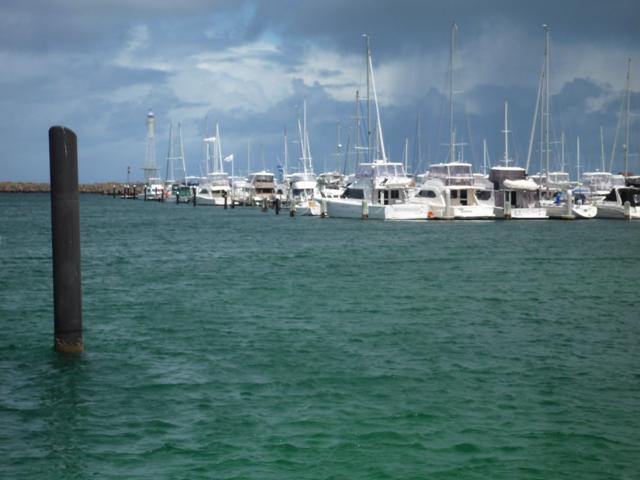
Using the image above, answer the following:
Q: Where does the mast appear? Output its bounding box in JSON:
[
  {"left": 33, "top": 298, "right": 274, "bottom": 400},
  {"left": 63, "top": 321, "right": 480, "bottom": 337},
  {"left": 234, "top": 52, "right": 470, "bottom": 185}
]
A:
[
  {"left": 338, "top": 120, "right": 342, "bottom": 172},
  {"left": 355, "top": 89, "right": 361, "bottom": 167},
  {"left": 576, "top": 136, "right": 581, "bottom": 180},
  {"left": 414, "top": 112, "right": 422, "bottom": 173},
  {"left": 623, "top": 58, "right": 631, "bottom": 175},
  {"left": 502, "top": 101, "right": 511, "bottom": 166},
  {"left": 544, "top": 25, "right": 550, "bottom": 189},
  {"left": 215, "top": 123, "right": 222, "bottom": 172},
  {"left": 482, "top": 138, "right": 488, "bottom": 175},
  {"left": 449, "top": 21, "right": 458, "bottom": 164},
  {"left": 526, "top": 61, "right": 544, "bottom": 172},
  {"left": 283, "top": 127, "right": 288, "bottom": 177},
  {"left": 143, "top": 110, "right": 158, "bottom": 183},
  {"left": 247, "top": 139, "right": 251, "bottom": 176},
  {"left": 365, "top": 35, "right": 371, "bottom": 163},
  {"left": 165, "top": 122, "right": 174, "bottom": 183},
  {"left": 600, "top": 126, "right": 606, "bottom": 172},
  {"left": 178, "top": 123, "right": 186, "bottom": 184},
  {"left": 561, "top": 131, "right": 565, "bottom": 172},
  {"left": 403, "top": 137, "right": 409, "bottom": 171},
  {"left": 365, "top": 34, "right": 386, "bottom": 162}
]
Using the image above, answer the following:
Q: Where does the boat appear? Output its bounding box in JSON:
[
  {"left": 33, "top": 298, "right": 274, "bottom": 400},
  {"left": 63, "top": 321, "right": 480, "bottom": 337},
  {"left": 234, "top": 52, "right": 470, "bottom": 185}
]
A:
[
  {"left": 324, "top": 34, "right": 429, "bottom": 220},
  {"left": 196, "top": 123, "right": 232, "bottom": 206},
  {"left": 413, "top": 22, "right": 495, "bottom": 220},
  {"left": 248, "top": 171, "right": 276, "bottom": 206},
  {"left": 595, "top": 186, "right": 640, "bottom": 219},
  {"left": 413, "top": 162, "right": 495, "bottom": 219},
  {"left": 490, "top": 102, "right": 546, "bottom": 219}
]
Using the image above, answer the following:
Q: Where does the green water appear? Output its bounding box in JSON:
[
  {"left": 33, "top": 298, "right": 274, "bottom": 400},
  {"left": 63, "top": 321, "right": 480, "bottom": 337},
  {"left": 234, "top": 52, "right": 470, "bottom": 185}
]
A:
[{"left": 1, "top": 193, "right": 639, "bottom": 479}]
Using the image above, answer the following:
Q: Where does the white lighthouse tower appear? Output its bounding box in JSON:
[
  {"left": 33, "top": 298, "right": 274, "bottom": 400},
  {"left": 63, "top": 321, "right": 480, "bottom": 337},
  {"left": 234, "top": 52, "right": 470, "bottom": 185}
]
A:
[{"left": 143, "top": 110, "right": 159, "bottom": 183}]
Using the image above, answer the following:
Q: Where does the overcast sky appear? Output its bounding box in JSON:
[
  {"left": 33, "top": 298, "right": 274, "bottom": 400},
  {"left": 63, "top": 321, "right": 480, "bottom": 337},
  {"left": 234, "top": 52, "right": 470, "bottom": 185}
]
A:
[{"left": 1, "top": 0, "right": 639, "bottom": 182}]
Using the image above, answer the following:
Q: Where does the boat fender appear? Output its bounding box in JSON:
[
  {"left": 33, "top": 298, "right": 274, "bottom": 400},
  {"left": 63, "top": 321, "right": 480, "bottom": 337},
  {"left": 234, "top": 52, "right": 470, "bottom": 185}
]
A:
[{"left": 427, "top": 211, "right": 434, "bottom": 219}]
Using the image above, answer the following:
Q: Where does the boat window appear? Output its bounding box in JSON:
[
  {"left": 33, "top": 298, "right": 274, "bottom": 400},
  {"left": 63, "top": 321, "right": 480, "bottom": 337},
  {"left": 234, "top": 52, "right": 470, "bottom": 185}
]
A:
[
  {"left": 450, "top": 190, "right": 458, "bottom": 199},
  {"left": 603, "top": 189, "right": 617, "bottom": 202},
  {"left": 449, "top": 164, "right": 472, "bottom": 177},
  {"left": 390, "top": 190, "right": 400, "bottom": 199},
  {"left": 200, "top": 189, "right": 209, "bottom": 194},
  {"left": 342, "top": 188, "right": 364, "bottom": 199},
  {"left": 476, "top": 190, "right": 492, "bottom": 201},
  {"left": 356, "top": 165, "right": 373, "bottom": 177},
  {"left": 418, "top": 190, "right": 437, "bottom": 198}
]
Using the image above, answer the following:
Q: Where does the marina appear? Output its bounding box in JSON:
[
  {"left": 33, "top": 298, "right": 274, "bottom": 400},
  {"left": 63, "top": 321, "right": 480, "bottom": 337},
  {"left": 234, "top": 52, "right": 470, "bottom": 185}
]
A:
[{"left": 3, "top": 2, "right": 640, "bottom": 479}]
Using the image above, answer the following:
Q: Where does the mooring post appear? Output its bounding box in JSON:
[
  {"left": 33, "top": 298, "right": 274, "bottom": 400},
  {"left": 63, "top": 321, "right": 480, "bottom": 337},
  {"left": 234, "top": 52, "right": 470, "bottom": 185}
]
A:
[
  {"left": 275, "top": 197, "right": 280, "bottom": 215},
  {"left": 192, "top": 187, "right": 197, "bottom": 206},
  {"left": 224, "top": 192, "right": 228, "bottom": 209},
  {"left": 176, "top": 191, "right": 180, "bottom": 204},
  {"left": 49, "top": 126, "right": 83, "bottom": 353}
]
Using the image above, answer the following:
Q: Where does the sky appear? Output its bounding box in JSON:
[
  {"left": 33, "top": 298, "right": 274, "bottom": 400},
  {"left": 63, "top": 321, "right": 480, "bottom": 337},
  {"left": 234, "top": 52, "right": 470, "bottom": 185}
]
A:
[{"left": 1, "top": 0, "right": 639, "bottom": 183}]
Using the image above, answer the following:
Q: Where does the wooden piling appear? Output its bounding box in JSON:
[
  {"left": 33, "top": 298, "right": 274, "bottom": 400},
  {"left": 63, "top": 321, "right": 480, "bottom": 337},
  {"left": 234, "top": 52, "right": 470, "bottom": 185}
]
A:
[{"left": 49, "top": 126, "right": 83, "bottom": 353}]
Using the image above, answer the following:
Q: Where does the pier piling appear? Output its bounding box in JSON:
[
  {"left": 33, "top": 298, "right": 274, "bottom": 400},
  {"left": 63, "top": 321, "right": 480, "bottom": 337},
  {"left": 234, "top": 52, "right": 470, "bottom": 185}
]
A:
[
  {"left": 49, "top": 126, "right": 83, "bottom": 353},
  {"left": 275, "top": 198, "right": 281, "bottom": 215}
]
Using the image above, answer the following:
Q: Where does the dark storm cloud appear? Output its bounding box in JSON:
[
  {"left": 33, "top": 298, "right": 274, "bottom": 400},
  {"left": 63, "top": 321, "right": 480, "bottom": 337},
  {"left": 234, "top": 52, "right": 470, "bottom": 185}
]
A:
[{"left": 1, "top": 0, "right": 638, "bottom": 181}]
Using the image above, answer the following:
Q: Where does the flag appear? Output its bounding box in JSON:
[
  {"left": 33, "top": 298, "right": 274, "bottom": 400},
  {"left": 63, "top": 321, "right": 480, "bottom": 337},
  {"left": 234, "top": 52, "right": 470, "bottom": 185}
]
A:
[{"left": 224, "top": 154, "right": 234, "bottom": 162}]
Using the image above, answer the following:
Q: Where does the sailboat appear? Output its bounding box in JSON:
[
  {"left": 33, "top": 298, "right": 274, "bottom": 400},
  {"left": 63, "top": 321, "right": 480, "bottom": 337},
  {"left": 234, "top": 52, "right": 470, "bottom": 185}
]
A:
[
  {"left": 524, "top": 25, "right": 596, "bottom": 219},
  {"left": 196, "top": 123, "right": 232, "bottom": 206},
  {"left": 324, "top": 35, "right": 429, "bottom": 220},
  {"left": 490, "top": 101, "right": 547, "bottom": 219},
  {"left": 287, "top": 100, "right": 321, "bottom": 216},
  {"left": 413, "top": 22, "right": 495, "bottom": 219}
]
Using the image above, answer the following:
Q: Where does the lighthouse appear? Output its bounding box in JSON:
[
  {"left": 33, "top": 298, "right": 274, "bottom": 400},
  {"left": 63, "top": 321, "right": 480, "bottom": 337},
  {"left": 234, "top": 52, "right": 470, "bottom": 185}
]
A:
[{"left": 143, "top": 110, "right": 159, "bottom": 183}]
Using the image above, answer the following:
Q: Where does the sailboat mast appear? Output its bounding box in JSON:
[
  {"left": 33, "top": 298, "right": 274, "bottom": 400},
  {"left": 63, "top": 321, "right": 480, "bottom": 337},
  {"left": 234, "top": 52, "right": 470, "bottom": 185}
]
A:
[
  {"left": 623, "top": 57, "right": 631, "bottom": 175},
  {"left": 283, "top": 127, "right": 288, "bottom": 177},
  {"left": 247, "top": 139, "right": 251, "bottom": 176},
  {"left": 165, "top": 122, "right": 173, "bottom": 183},
  {"left": 366, "top": 35, "right": 386, "bottom": 162},
  {"left": 483, "top": 138, "right": 488, "bottom": 175},
  {"left": 449, "top": 21, "right": 457, "bottom": 164},
  {"left": 503, "top": 101, "right": 510, "bottom": 166},
  {"left": 403, "top": 137, "right": 409, "bottom": 171},
  {"left": 577, "top": 136, "right": 581, "bottom": 180},
  {"left": 600, "top": 126, "right": 606, "bottom": 172},
  {"left": 561, "top": 131, "right": 565, "bottom": 172},
  {"left": 365, "top": 35, "right": 371, "bottom": 163},
  {"left": 355, "top": 90, "right": 361, "bottom": 167},
  {"left": 544, "top": 25, "right": 550, "bottom": 187}
]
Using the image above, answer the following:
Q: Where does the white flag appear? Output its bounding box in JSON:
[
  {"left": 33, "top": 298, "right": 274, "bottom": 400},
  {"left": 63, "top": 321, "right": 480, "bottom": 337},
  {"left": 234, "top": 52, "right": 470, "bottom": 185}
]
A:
[
  {"left": 223, "top": 154, "right": 234, "bottom": 162},
  {"left": 203, "top": 136, "right": 216, "bottom": 143}
]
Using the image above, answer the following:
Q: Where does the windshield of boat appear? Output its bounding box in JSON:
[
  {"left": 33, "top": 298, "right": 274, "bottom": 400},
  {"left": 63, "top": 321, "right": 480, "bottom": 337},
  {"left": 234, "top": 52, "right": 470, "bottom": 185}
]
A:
[
  {"left": 356, "top": 165, "right": 373, "bottom": 178},
  {"left": 373, "top": 164, "right": 406, "bottom": 177}
]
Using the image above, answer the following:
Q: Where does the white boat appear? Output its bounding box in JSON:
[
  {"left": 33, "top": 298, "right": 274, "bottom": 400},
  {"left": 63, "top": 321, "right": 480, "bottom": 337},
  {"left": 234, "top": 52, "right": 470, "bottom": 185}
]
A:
[
  {"left": 287, "top": 100, "right": 321, "bottom": 216},
  {"left": 197, "top": 124, "right": 232, "bottom": 206},
  {"left": 545, "top": 190, "right": 597, "bottom": 219},
  {"left": 414, "top": 162, "right": 495, "bottom": 219},
  {"left": 249, "top": 171, "right": 276, "bottom": 206},
  {"left": 489, "top": 102, "right": 547, "bottom": 219},
  {"left": 317, "top": 171, "right": 346, "bottom": 198},
  {"left": 581, "top": 172, "right": 626, "bottom": 201},
  {"left": 197, "top": 172, "right": 231, "bottom": 206},
  {"left": 230, "top": 176, "right": 251, "bottom": 205},
  {"left": 324, "top": 35, "right": 429, "bottom": 221},
  {"left": 413, "top": 23, "right": 494, "bottom": 220},
  {"left": 327, "top": 162, "right": 429, "bottom": 220},
  {"left": 138, "top": 177, "right": 167, "bottom": 201},
  {"left": 595, "top": 186, "right": 640, "bottom": 219}
]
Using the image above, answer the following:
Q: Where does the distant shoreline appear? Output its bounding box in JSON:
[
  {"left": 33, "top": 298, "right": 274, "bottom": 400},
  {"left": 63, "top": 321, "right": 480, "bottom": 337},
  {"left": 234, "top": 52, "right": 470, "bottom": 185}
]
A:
[{"left": 0, "top": 182, "right": 143, "bottom": 194}]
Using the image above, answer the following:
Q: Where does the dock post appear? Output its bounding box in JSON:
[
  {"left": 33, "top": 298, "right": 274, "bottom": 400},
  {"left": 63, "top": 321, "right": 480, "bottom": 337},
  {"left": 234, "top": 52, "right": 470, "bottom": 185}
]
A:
[
  {"left": 133, "top": 185, "right": 137, "bottom": 199},
  {"left": 224, "top": 193, "right": 228, "bottom": 209},
  {"left": 321, "top": 198, "right": 327, "bottom": 218},
  {"left": 176, "top": 191, "right": 180, "bottom": 204},
  {"left": 504, "top": 192, "right": 512, "bottom": 219},
  {"left": 192, "top": 187, "right": 197, "bottom": 206},
  {"left": 624, "top": 200, "right": 631, "bottom": 220},
  {"left": 49, "top": 126, "right": 83, "bottom": 353},
  {"left": 275, "top": 197, "right": 281, "bottom": 215},
  {"left": 290, "top": 202, "right": 297, "bottom": 217},
  {"left": 362, "top": 198, "right": 369, "bottom": 219},
  {"left": 112, "top": 186, "right": 116, "bottom": 198}
]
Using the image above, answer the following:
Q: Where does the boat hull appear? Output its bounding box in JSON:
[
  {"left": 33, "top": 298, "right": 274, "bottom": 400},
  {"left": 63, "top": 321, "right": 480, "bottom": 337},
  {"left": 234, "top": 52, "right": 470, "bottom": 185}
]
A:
[
  {"left": 595, "top": 204, "right": 640, "bottom": 219},
  {"left": 547, "top": 204, "right": 597, "bottom": 219},
  {"left": 494, "top": 207, "right": 548, "bottom": 219},
  {"left": 325, "top": 198, "right": 430, "bottom": 220}
]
